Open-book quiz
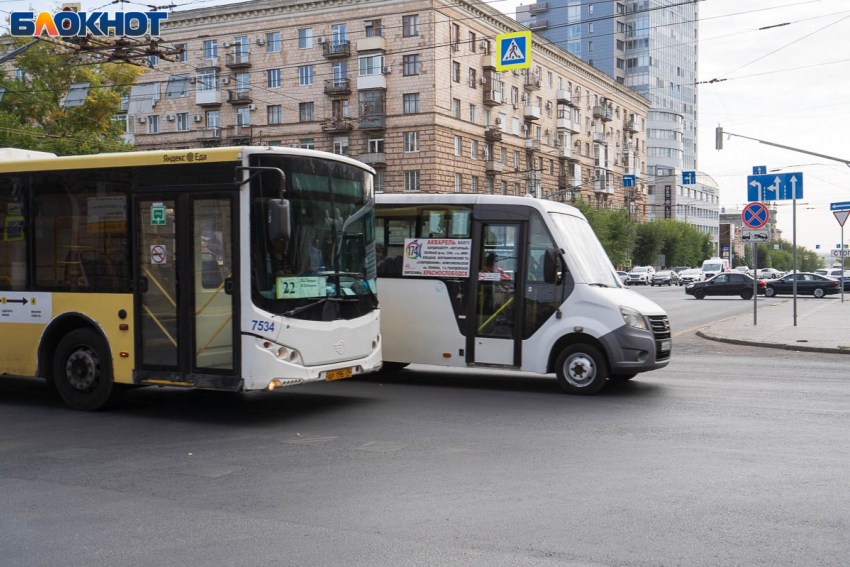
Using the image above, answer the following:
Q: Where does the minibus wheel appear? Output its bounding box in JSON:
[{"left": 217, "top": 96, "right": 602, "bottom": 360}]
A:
[
  {"left": 555, "top": 344, "right": 608, "bottom": 395},
  {"left": 53, "top": 328, "right": 124, "bottom": 411}
]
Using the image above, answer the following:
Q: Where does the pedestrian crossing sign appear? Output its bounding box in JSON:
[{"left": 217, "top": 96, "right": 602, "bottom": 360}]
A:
[{"left": 496, "top": 31, "right": 531, "bottom": 71}]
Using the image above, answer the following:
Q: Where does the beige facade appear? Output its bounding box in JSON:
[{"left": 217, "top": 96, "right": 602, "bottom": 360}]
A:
[{"left": 125, "top": 0, "right": 650, "bottom": 215}]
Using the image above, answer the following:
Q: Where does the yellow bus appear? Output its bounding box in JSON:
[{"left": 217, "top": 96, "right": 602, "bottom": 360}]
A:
[{"left": 0, "top": 146, "right": 381, "bottom": 410}]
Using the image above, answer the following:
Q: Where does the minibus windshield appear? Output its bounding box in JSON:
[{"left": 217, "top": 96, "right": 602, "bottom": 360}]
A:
[{"left": 550, "top": 213, "right": 621, "bottom": 288}]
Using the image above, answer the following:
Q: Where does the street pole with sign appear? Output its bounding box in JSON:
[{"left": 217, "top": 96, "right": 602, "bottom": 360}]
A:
[
  {"left": 833, "top": 207, "right": 850, "bottom": 303},
  {"left": 742, "top": 203, "right": 769, "bottom": 326}
]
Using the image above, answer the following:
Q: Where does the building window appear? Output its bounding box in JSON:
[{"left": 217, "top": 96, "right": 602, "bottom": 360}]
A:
[
  {"left": 237, "top": 107, "right": 250, "bottom": 126},
  {"left": 452, "top": 61, "right": 460, "bottom": 82},
  {"left": 299, "top": 66, "right": 313, "bottom": 85},
  {"left": 332, "top": 99, "right": 349, "bottom": 119},
  {"left": 513, "top": 182, "right": 520, "bottom": 196},
  {"left": 500, "top": 181, "right": 507, "bottom": 195},
  {"left": 404, "top": 131, "right": 419, "bottom": 152},
  {"left": 203, "top": 40, "right": 217, "bottom": 58},
  {"left": 359, "top": 55, "right": 384, "bottom": 75},
  {"left": 511, "top": 86, "right": 519, "bottom": 106},
  {"left": 147, "top": 115, "right": 160, "bottom": 134},
  {"left": 333, "top": 136, "right": 349, "bottom": 155},
  {"left": 365, "top": 19, "right": 382, "bottom": 37},
  {"left": 455, "top": 173, "right": 462, "bottom": 193},
  {"left": 617, "top": 21, "right": 625, "bottom": 33},
  {"left": 616, "top": 59, "right": 624, "bottom": 70},
  {"left": 616, "top": 39, "right": 625, "bottom": 50},
  {"left": 469, "top": 104, "right": 477, "bottom": 123},
  {"left": 403, "top": 15, "right": 419, "bottom": 37},
  {"left": 176, "top": 43, "right": 187, "bottom": 62},
  {"left": 404, "top": 170, "right": 421, "bottom": 192},
  {"left": 300, "top": 138, "right": 314, "bottom": 149},
  {"left": 469, "top": 32, "right": 477, "bottom": 52},
  {"left": 454, "top": 136, "right": 462, "bottom": 156},
  {"left": 452, "top": 23, "right": 460, "bottom": 45},
  {"left": 471, "top": 176, "right": 478, "bottom": 193},
  {"left": 172, "top": 112, "right": 188, "bottom": 132},
  {"left": 267, "top": 69, "right": 280, "bottom": 88},
  {"left": 268, "top": 105, "right": 282, "bottom": 125},
  {"left": 513, "top": 150, "right": 520, "bottom": 168},
  {"left": 299, "top": 102, "right": 314, "bottom": 122},
  {"left": 267, "top": 32, "right": 280, "bottom": 52},
  {"left": 452, "top": 98, "right": 461, "bottom": 119},
  {"left": 471, "top": 139, "right": 478, "bottom": 160},
  {"left": 147, "top": 54, "right": 159, "bottom": 67},
  {"left": 374, "top": 171, "right": 385, "bottom": 193},
  {"left": 197, "top": 69, "right": 217, "bottom": 91},
  {"left": 589, "top": 41, "right": 594, "bottom": 52},
  {"left": 588, "top": 23, "right": 594, "bottom": 33},
  {"left": 403, "top": 93, "right": 420, "bottom": 114},
  {"left": 298, "top": 28, "right": 313, "bottom": 49},
  {"left": 469, "top": 68, "right": 476, "bottom": 88},
  {"left": 403, "top": 54, "right": 420, "bottom": 76},
  {"left": 205, "top": 110, "right": 219, "bottom": 129},
  {"left": 484, "top": 109, "right": 491, "bottom": 127},
  {"left": 367, "top": 136, "right": 384, "bottom": 153},
  {"left": 512, "top": 117, "right": 520, "bottom": 136},
  {"left": 487, "top": 178, "right": 494, "bottom": 194},
  {"left": 588, "top": 3, "right": 594, "bottom": 15}
]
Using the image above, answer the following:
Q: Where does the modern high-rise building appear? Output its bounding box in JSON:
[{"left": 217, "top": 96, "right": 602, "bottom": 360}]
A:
[{"left": 517, "top": 0, "right": 709, "bottom": 231}]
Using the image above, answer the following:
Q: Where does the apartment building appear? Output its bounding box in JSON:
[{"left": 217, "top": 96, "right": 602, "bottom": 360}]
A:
[
  {"left": 648, "top": 171, "right": 720, "bottom": 250},
  {"left": 124, "top": 0, "right": 650, "bottom": 213}
]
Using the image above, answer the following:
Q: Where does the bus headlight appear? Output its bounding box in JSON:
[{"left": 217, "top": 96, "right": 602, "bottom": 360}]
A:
[{"left": 620, "top": 306, "right": 649, "bottom": 331}]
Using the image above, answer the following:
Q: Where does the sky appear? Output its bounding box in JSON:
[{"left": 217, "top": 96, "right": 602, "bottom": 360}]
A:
[{"left": 4, "top": 0, "right": 850, "bottom": 251}]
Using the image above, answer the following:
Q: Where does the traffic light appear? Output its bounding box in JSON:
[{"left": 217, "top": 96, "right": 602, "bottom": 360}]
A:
[{"left": 715, "top": 126, "right": 723, "bottom": 150}]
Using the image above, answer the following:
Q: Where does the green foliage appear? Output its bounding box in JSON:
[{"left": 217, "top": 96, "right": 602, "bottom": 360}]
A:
[
  {"left": 571, "top": 201, "right": 635, "bottom": 268},
  {"left": 744, "top": 239, "right": 823, "bottom": 271},
  {"left": 633, "top": 220, "right": 714, "bottom": 268},
  {"left": 0, "top": 37, "right": 143, "bottom": 155}
]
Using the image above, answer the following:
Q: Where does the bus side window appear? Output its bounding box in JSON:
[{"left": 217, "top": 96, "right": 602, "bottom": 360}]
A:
[
  {"left": 523, "top": 212, "right": 570, "bottom": 339},
  {"left": 0, "top": 175, "right": 27, "bottom": 291}
]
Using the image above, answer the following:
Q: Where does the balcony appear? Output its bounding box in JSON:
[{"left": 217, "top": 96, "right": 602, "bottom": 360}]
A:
[
  {"left": 556, "top": 89, "right": 572, "bottom": 105},
  {"left": 227, "top": 89, "right": 252, "bottom": 104},
  {"left": 481, "top": 55, "right": 497, "bottom": 70},
  {"left": 324, "top": 78, "right": 351, "bottom": 96},
  {"left": 485, "top": 128, "right": 502, "bottom": 142},
  {"left": 485, "top": 160, "right": 503, "bottom": 175},
  {"left": 200, "top": 56, "right": 220, "bottom": 69},
  {"left": 357, "top": 36, "right": 386, "bottom": 52},
  {"left": 556, "top": 117, "right": 573, "bottom": 132},
  {"left": 593, "top": 132, "right": 608, "bottom": 144},
  {"left": 524, "top": 138, "right": 540, "bottom": 152},
  {"left": 358, "top": 114, "right": 386, "bottom": 130},
  {"left": 623, "top": 141, "right": 635, "bottom": 153},
  {"left": 530, "top": 2, "right": 548, "bottom": 14},
  {"left": 359, "top": 152, "right": 386, "bottom": 167},
  {"left": 524, "top": 74, "right": 541, "bottom": 91},
  {"left": 322, "top": 41, "right": 351, "bottom": 58},
  {"left": 321, "top": 120, "right": 353, "bottom": 132},
  {"left": 594, "top": 177, "right": 610, "bottom": 193},
  {"left": 523, "top": 105, "right": 541, "bottom": 121},
  {"left": 484, "top": 84, "right": 503, "bottom": 106},
  {"left": 225, "top": 53, "right": 250, "bottom": 68},
  {"left": 557, "top": 145, "right": 572, "bottom": 160},
  {"left": 195, "top": 89, "right": 222, "bottom": 106},
  {"left": 593, "top": 105, "right": 613, "bottom": 121},
  {"left": 224, "top": 124, "right": 252, "bottom": 141},
  {"left": 594, "top": 157, "right": 608, "bottom": 169},
  {"left": 528, "top": 20, "right": 548, "bottom": 30},
  {"left": 625, "top": 120, "right": 640, "bottom": 133},
  {"left": 357, "top": 73, "right": 387, "bottom": 90},
  {"left": 197, "top": 127, "right": 222, "bottom": 144},
  {"left": 558, "top": 173, "right": 577, "bottom": 188}
]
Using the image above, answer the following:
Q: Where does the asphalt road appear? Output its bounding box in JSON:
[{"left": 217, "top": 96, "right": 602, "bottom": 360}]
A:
[{"left": 1, "top": 287, "right": 848, "bottom": 566}]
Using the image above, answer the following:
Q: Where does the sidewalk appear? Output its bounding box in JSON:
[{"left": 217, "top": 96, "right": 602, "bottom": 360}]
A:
[{"left": 697, "top": 297, "right": 850, "bottom": 354}]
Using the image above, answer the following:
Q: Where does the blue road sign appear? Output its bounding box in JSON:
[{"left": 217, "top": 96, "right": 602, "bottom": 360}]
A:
[
  {"left": 746, "top": 172, "right": 803, "bottom": 201},
  {"left": 623, "top": 174, "right": 635, "bottom": 187},
  {"left": 753, "top": 166, "right": 766, "bottom": 175},
  {"left": 496, "top": 31, "right": 531, "bottom": 71},
  {"left": 682, "top": 171, "right": 696, "bottom": 185},
  {"left": 816, "top": 245, "right": 821, "bottom": 249},
  {"left": 624, "top": 259, "right": 632, "bottom": 268},
  {"left": 742, "top": 202, "right": 769, "bottom": 229},
  {"left": 830, "top": 201, "right": 850, "bottom": 211}
]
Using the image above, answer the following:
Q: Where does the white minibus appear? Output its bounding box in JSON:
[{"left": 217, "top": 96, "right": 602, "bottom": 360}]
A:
[{"left": 375, "top": 195, "right": 671, "bottom": 395}]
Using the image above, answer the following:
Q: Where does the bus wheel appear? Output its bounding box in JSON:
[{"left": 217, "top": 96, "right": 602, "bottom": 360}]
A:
[
  {"left": 608, "top": 373, "right": 637, "bottom": 383},
  {"left": 53, "top": 328, "right": 124, "bottom": 411},
  {"left": 555, "top": 344, "right": 608, "bottom": 395}
]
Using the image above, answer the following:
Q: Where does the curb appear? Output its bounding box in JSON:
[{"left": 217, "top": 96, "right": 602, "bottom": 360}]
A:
[{"left": 696, "top": 330, "right": 850, "bottom": 355}]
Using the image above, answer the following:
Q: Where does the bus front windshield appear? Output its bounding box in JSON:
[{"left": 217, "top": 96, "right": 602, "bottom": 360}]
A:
[
  {"left": 549, "top": 213, "right": 621, "bottom": 288},
  {"left": 251, "top": 154, "right": 377, "bottom": 321}
]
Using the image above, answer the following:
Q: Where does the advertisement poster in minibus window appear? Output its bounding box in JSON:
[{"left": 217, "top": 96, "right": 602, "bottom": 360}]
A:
[{"left": 402, "top": 238, "right": 471, "bottom": 277}]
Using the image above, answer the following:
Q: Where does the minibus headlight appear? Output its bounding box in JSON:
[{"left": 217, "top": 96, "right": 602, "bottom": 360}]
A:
[{"left": 620, "top": 306, "right": 649, "bottom": 330}]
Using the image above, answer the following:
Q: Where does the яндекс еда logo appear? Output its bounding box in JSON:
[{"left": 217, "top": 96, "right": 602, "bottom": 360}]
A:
[{"left": 10, "top": 11, "right": 167, "bottom": 37}]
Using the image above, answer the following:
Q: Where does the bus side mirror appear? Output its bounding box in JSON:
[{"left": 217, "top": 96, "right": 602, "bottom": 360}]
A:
[
  {"left": 268, "top": 199, "right": 291, "bottom": 242},
  {"left": 544, "top": 249, "right": 559, "bottom": 284}
]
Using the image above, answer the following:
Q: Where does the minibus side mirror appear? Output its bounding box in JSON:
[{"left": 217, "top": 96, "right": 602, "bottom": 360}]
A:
[
  {"left": 268, "top": 199, "right": 291, "bottom": 242},
  {"left": 544, "top": 248, "right": 559, "bottom": 284}
]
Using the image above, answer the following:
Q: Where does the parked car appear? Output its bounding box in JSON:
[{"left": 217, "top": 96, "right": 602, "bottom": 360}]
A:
[
  {"left": 758, "top": 268, "right": 783, "bottom": 280},
  {"left": 764, "top": 273, "right": 841, "bottom": 298},
  {"left": 671, "top": 266, "right": 690, "bottom": 274},
  {"left": 616, "top": 271, "right": 629, "bottom": 285},
  {"left": 626, "top": 266, "right": 655, "bottom": 285},
  {"left": 651, "top": 270, "right": 679, "bottom": 286},
  {"left": 733, "top": 266, "right": 752, "bottom": 276},
  {"left": 686, "top": 273, "right": 766, "bottom": 300},
  {"left": 677, "top": 269, "right": 705, "bottom": 286}
]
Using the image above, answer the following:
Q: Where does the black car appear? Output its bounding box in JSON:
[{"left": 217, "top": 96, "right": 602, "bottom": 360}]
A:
[
  {"left": 685, "top": 273, "right": 766, "bottom": 300},
  {"left": 764, "top": 273, "right": 841, "bottom": 298}
]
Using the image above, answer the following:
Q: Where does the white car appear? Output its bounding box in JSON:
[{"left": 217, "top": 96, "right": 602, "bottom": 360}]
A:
[
  {"left": 616, "top": 271, "right": 629, "bottom": 285},
  {"left": 626, "top": 266, "right": 655, "bottom": 285},
  {"left": 677, "top": 269, "right": 705, "bottom": 286},
  {"left": 733, "top": 266, "right": 751, "bottom": 276},
  {"left": 758, "top": 268, "right": 783, "bottom": 280}
]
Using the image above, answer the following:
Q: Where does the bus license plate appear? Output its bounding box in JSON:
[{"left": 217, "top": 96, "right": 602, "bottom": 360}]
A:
[
  {"left": 659, "top": 339, "right": 672, "bottom": 353},
  {"left": 326, "top": 368, "right": 353, "bottom": 381}
]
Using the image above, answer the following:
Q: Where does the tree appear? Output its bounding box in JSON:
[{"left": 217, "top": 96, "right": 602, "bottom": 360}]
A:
[
  {"left": 0, "top": 37, "right": 143, "bottom": 155},
  {"left": 572, "top": 202, "right": 635, "bottom": 268},
  {"left": 633, "top": 220, "right": 713, "bottom": 268}
]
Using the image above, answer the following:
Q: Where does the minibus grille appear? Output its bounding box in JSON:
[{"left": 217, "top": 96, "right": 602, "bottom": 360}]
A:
[{"left": 648, "top": 315, "right": 671, "bottom": 360}]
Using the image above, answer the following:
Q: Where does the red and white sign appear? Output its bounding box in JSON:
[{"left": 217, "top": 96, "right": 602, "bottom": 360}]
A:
[
  {"left": 150, "top": 244, "right": 167, "bottom": 265},
  {"left": 742, "top": 202, "right": 769, "bottom": 229},
  {"left": 834, "top": 210, "right": 850, "bottom": 227}
]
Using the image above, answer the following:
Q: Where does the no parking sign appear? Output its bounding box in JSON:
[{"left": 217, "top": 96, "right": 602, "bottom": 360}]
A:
[{"left": 150, "top": 244, "right": 167, "bottom": 265}]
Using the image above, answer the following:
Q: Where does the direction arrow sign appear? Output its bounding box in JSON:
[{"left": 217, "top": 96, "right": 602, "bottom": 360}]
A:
[
  {"left": 742, "top": 202, "right": 769, "bottom": 229},
  {"left": 830, "top": 201, "right": 850, "bottom": 211},
  {"left": 623, "top": 174, "right": 635, "bottom": 187},
  {"left": 753, "top": 166, "right": 766, "bottom": 175},
  {"left": 682, "top": 171, "right": 696, "bottom": 185},
  {"left": 835, "top": 210, "right": 850, "bottom": 227},
  {"left": 746, "top": 172, "right": 803, "bottom": 201},
  {"left": 495, "top": 31, "right": 531, "bottom": 71}
]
